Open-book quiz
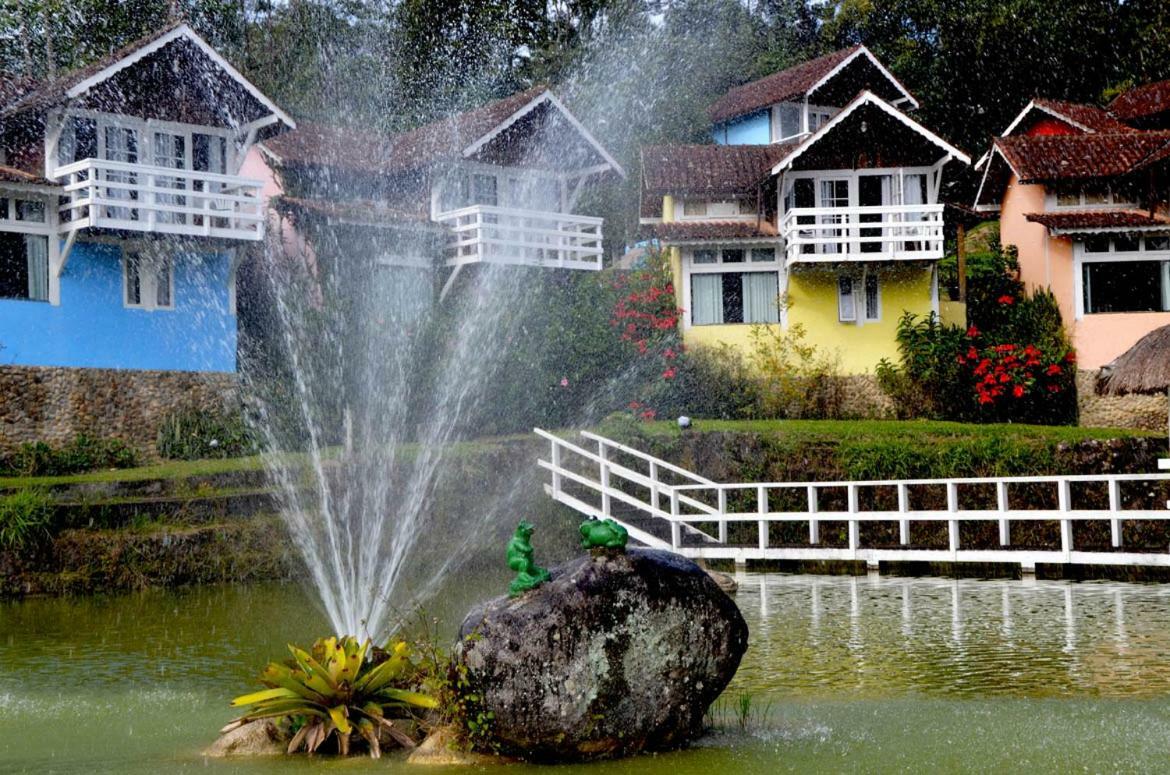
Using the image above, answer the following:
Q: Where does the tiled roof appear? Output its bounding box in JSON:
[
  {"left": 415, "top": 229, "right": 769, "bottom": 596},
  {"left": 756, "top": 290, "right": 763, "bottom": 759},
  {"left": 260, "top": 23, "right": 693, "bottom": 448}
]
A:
[
  {"left": 1109, "top": 80, "right": 1170, "bottom": 121},
  {"left": 275, "top": 195, "right": 431, "bottom": 225},
  {"left": 264, "top": 86, "right": 551, "bottom": 174},
  {"left": 641, "top": 143, "right": 796, "bottom": 197},
  {"left": 995, "top": 132, "right": 1170, "bottom": 182},
  {"left": 708, "top": 46, "right": 863, "bottom": 124},
  {"left": 1024, "top": 209, "right": 1170, "bottom": 232},
  {"left": 649, "top": 220, "right": 778, "bottom": 243},
  {"left": 1030, "top": 98, "right": 1133, "bottom": 133},
  {"left": 0, "top": 165, "right": 54, "bottom": 186}
]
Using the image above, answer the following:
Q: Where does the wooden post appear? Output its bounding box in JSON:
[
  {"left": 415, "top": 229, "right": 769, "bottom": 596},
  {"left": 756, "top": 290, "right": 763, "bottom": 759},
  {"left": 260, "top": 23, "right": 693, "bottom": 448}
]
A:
[
  {"left": 897, "top": 483, "right": 910, "bottom": 545},
  {"left": 947, "top": 482, "right": 959, "bottom": 553},
  {"left": 1058, "top": 479, "right": 1072, "bottom": 559},
  {"left": 670, "top": 490, "right": 681, "bottom": 550},
  {"left": 757, "top": 486, "right": 769, "bottom": 551},
  {"left": 957, "top": 222, "right": 967, "bottom": 304},
  {"left": 997, "top": 481, "right": 1010, "bottom": 546},
  {"left": 598, "top": 441, "right": 611, "bottom": 518},
  {"left": 717, "top": 488, "right": 728, "bottom": 544},
  {"left": 847, "top": 484, "right": 859, "bottom": 552},
  {"left": 550, "top": 439, "right": 562, "bottom": 499},
  {"left": 808, "top": 485, "right": 820, "bottom": 544},
  {"left": 1109, "top": 478, "right": 1122, "bottom": 548}
]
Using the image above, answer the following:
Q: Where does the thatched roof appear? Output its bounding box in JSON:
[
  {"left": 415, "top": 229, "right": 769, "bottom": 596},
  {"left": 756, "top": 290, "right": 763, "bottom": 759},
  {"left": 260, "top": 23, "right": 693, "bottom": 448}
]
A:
[{"left": 1099, "top": 325, "right": 1170, "bottom": 395}]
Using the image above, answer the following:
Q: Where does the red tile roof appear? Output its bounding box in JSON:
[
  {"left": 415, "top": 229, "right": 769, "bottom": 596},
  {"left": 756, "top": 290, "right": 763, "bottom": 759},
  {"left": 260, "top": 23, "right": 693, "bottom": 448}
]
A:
[
  {"left": 649, "top": 220, "right": 778, "bottom": 243},
  {"left": 265, "top": 86, "right": 552, "bottom": 174},
  {"left": 0, "top": 164, "right": 53, "bottom": 186},
  {"left": 1030, "top": 98, "right": 1133, "bottom": 133},
  {"left": 708, "top": 46, "right": 864, "bottom": 124},
  {"left": 1024, "top": 209, "right": 1170, "bottom": 232},
  {"left": 995, "top": 132, "right": 1170, "bottom": 182},
  {"left": 641, "top": 143, "right": 795, "bottom": 197},
  {"left": 1109, "top": 80, "right": 1170, "bottom": 121}
]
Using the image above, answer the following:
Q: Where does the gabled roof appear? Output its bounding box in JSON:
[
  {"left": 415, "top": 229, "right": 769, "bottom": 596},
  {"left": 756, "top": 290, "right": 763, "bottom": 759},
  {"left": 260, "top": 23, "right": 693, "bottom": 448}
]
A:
[
  {"left": 1109, "top": 80, "right": 1170, "bottom": 122},
  {"left": 707, "top": 45, "right": 917, "bottom": 125},
  {"left": 770, "top": 91, "right": 970, "bottom": 174},
  {"left": 641, "top": 143, "right": 795, "bottom": 198},
  {"left": 1000, "top": 98, "right": 1134, "bottom": 136},
  {"left": 1024, "top": 209, "right": 1170, "bottom": 234},
  {"left": 264, "top": 86, "right": 623, "bottom": 178},
  {"left": 993, "top": 132, "right": 1170, "bottom": 182},
  {"left": 1, "top": 23, "right": 294, "bottom": 132}
]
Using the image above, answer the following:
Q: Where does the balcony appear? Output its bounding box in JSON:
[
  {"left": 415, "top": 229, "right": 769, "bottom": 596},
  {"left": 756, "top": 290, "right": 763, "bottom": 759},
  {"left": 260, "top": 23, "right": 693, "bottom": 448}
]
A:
[
  {"left": 54, "top": 159, "right": 265, "bottom": 241},
  {"left": 781, "top": 204, "right": 944, "bottom": 265},
  {"left": 433, "top": 204, "right": 603, "bottom": 271}
]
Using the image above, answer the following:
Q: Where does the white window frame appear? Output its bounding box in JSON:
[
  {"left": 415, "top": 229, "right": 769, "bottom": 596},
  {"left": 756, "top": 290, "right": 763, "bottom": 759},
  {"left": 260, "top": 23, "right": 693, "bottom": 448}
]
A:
[
  {"left": 676, "top": 198, "right": 756, "bottom": 221},
  {"left": 430, "top": 160, "right": 566, "bottom": 218},
  {"left": 682, "top": 245, "right": 786, "bottom": 328},
  {"left": 123, "top": 249, "right": 175, "bottom": 311},
  {"left": 1047, "top": 184, "right": 1136, "bottom": 211},
  {"left": 1072, "top": 235, "right": 1170, "bottom": 319},
  {"left": 837, "top": 268, "right": 881, "bottom": 325},
  {"left": 0, "top": 191, "right": 61, "bottom": 304}
]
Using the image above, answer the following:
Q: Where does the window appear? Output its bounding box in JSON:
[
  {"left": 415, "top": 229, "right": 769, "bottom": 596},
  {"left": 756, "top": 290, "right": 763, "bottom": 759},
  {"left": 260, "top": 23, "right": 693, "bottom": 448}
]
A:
[
  {"left": 691, "top": 272, "right": 779, "bottom": 325},
  {"left": 1083, "top": 261, "right": 1170, "bottom": 314},
  {"left": 838, "top": 276, "right": 856, "bottom": 322},
  {"left": 192, "top": 133, "right": 226, "bottom": 174},
  {"left": 693, "top": 249, "right": 717, "bottom": 264},
  {"left": 808, "top": 109, "right": 834, "bottom": 132},
  {"left": 738, "top": 198, "right": 756, "bottom": 215},
  {"left": 0, "top": 233, "right": 49, "bottom": 302},
  {"left": 124, "top": 251, "right": 174, "bottom": 310},
  {"left": 683, "top": 200, "right": 707, "bottom": 217},
  {"left": 471, "top": 174, "right": 498, "bottom": 206},
  {"left": 776, "top": 103, "right": 802, "bottom": 140},
  {"left": 751, "top": 248, "right": 775, "bottom": 263},
  {"left": 838, "top": 273, "right": 880, "bottom": 323},
  {"left": 722, "top": 248, "right": 745, "bottom": 264},
  {"left": 14, "top": 200, "right": 45, "bottom": 223},
  {"left": 864, "top": 273, "right": 881, "bottom": 321},
  {"left": 1054, "top": 185, "right": 1134, "bottom": 209},
  {"left": 57, "top": 116, "right": 97, "bottom": 167}
]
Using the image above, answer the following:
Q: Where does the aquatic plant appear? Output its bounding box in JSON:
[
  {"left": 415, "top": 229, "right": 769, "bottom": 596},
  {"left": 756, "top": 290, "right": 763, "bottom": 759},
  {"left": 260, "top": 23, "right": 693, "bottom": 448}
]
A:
[
  {"left": 227, "top": 635, "right": 438, "bottom": 757},
  {"left": 0, "top": 488, "right": 53, "bottom": 550}
]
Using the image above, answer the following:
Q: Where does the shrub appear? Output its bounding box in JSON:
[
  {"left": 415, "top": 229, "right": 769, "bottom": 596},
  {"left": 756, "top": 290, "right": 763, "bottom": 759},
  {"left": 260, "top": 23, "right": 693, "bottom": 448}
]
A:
[
  {"left": 2, "top": 435, "right": 137, "bottom": 476},
  {"left": 157, "top": 405, "right": 255, "bottom": 460},
  {"left": 0, "top": 488, "right": 53, "bottom": 549},
  {"left": 749, "top": 322, "right": 844, "bottom": 419},
  {"left": 658, "top": 344, "right": 761, "bottom": 420}
]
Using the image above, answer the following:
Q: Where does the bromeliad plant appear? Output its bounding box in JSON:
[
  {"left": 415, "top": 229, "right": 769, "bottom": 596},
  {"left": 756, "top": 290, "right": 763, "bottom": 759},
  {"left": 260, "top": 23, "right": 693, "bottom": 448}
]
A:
[{"left": 225, "top": 635, "right": 438, "bottom": 758}]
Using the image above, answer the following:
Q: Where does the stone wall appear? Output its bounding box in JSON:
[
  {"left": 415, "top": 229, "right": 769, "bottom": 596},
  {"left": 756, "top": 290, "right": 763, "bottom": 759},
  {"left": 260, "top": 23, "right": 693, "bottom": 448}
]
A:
[
  {"left": 0, "top": 365, "right": 238, "bottom": 460},
  {"left": 1077, "top": 370, "right": 1168, "bottom": 431},
  {"left": 837, "top": 375, "right": 896, "bottom": 419}
]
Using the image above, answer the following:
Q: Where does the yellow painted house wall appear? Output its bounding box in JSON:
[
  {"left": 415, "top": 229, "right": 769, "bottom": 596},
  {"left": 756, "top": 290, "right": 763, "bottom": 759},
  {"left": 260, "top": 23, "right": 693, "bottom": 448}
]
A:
[{"left": 658, "top": 195, "right": 934, "bottom": 374}]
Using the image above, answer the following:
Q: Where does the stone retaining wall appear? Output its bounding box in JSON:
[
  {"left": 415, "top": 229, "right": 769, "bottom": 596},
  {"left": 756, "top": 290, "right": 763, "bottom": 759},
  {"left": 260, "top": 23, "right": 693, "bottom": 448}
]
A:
[
  {"left": 0, "top": 365, "right": 238, "bottom": 459},
  {"left": 1077, "top": 370, "right": 1167, "bottom": 431}
]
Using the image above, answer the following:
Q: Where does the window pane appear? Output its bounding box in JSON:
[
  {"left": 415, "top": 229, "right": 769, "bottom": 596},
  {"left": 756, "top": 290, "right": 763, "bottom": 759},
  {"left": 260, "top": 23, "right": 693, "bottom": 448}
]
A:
[
  {"left": 1084, "top": 235, "right": 1110, "bottom": 253},
  {"left": 750, "top": 248, "right": 774, "bottom": 263},
  {"left": 471, "top": 174, "right": 497, "bottom": 206},
  {"left": 0, "top": 231, "right": 31, "bottom": 300},
  {"left": 1056, "top": 190, "right": 1080, "bottom": 207},
  {"left": 691, "top": 274, "right": 723, "bottom": 324},
  {"left": 193, "top": 134, "right": 226, "bottom": 174},
  {"left": 1083, "top": 260, "right": 1165, "bottom": 313},
  {"left": 777, "top": 103, "right": 801, "bottom": 139},
  {"left": 25, "top": 235, "right": 48, "bottom": 301},
  {"left": 15, "top": 200, "right": 45, "bottom": 222},
  {"left": 1147, "top": 235, "right": 1170, "bottom": 251},
  {"left": 1083, "top": 187, "right": 1109, "bottom": 205},
  {"left": 722, "top": 249, "right": 745, "bottom": 263},
  {"left": 683, "top": 200, "right": 706, "bottom": 217},
  {"left": 125, "top": 254, "right": 142, "bottom": 306},
  {"left": 743, "top": 272, "right": 779, "bottom": 323},
  {"left": 1114, "top": 233, "right": 1140, "bottom": 252},
  {"left": 693, "top": 249, "right": 717, "bottom": 264},
  {"left": 864, "top": 273, "right": 880, "bottom": 320},
  {"left": 838, "top": 276, "right": 856, "bottom": 322},
  {"left": 738, "top": 198, "right": 756, "bottom": 215},
  {"left": 155, "top": 258, "right": 172, "bottom": 308},
  {"left": 721, "top": 272, "right": 744, "bottom": 323}
]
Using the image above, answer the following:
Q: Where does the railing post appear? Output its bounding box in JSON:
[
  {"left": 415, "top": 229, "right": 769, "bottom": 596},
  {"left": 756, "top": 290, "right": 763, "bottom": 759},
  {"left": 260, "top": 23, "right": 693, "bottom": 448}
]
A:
[
  {"left": 808, "top": 485, "right": 820, "bottom": 544},
  {"left": 649, "top": 460, "right": 660, "bottom": 513},
  {"left": 1058, "top": 478, "right": 1072, "bottom": 558},
  {"left": 897, "top": 483, "right": 910, "bottom": 545},
  {"left": 670, "top": 489, "right": 681, "bottom": 550},
  {"left": 946, "top": 482, "right": 959, "bottom": 553},
  {"left": 550, "top": 438, "right": 562, "bottom": 498},
  {"left": 847, "top": 484, "right": 859, "bottom": 552},
  {"left": 997, "top": 480, "right": 1010, "bottom": 546},
  {"left": 146, "top": 172, "right": 156, "bottom": 229},
  {"left": 1109, "top": 478, "right": 1122, "bottom": 548},
  {"left": 717, "top": 488, "right": 728, "bottom": 544},
  {"left": 598, "top": 440, "right": 611, "bottom": 519},
  {"left": 757, "top": 485, "right": 768, "bottom": 551}
]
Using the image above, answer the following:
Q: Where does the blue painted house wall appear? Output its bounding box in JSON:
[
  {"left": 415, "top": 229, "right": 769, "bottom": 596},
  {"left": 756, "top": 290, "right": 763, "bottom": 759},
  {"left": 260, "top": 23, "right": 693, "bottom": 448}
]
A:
[
  {"left": 0, "top": 241, "right": 236, "bottom": 372},
  {"left": 712, "top": 109, "right": 770, "bottom": 145}
]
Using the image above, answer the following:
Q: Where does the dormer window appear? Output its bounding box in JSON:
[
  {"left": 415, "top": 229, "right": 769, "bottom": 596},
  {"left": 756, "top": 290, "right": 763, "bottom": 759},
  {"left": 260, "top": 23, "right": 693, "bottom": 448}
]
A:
[
  {"left": 775, "top": 103, "right": 802, "bottom": 141},
  {"left": 680, "top": 198, "right": 754, "bottom": 219},
  {"left": 683, "top": 200, "right": 707, "bottom": 217},
  {"left": 1054, "top": 185, "right": 1134, "bottom": 209}
]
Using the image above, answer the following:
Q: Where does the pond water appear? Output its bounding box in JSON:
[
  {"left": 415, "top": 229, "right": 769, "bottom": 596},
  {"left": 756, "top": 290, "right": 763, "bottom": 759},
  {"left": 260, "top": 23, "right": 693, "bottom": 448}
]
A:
[{"left": 3, "top": 573, "right": 1170, "bottom": 773}]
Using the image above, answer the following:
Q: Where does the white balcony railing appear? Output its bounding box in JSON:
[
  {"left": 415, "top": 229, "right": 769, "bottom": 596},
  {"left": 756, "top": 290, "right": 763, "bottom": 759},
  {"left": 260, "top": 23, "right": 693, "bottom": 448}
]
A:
[
  {"left": 54, "top": 158, "right": 265, "bottom": 241},
  {"left": 433, "top": 204, "right": 603, "bottom": 271},
  {"left": 781, "top": 204, "right": 944, "bottom": 265}
]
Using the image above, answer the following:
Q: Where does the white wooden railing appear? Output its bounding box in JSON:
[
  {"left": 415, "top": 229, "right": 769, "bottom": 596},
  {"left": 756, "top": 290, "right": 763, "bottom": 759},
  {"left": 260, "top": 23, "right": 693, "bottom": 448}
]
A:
[
  {"left": 538, "top": 428, "right": 1170, "bottom": 573},
  {"left": 54, "top": 158, "right": 265, "bottom": 241},
  {"left": 434, "top": 204, "right": 603, "bottom": 270},
  {"left": 781, "top": 204, "right": 944, "bottom": 265}
]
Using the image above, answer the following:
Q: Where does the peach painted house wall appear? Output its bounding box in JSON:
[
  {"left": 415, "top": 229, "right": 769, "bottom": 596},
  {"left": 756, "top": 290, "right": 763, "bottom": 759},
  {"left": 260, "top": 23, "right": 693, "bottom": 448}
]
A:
[
  {"left": 240, "top": 146, "right": 319, "bottom": 274},
  {"left": 1000, "top": 172, "right": 1170, "bottom": 368}
]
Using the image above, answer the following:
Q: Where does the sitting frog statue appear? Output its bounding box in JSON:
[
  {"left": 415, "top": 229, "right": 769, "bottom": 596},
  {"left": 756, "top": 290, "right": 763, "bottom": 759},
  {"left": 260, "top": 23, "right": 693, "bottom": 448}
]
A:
[
  {"left": 580, "top": 518, "right": 629, "bottom": 551},
  {"left": 507, "top": 520, "right": 551, "bottom": 597}
]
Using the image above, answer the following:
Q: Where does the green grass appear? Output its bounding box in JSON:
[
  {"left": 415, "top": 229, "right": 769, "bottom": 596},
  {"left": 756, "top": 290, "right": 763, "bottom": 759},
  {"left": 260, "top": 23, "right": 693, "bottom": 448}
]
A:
[
  {"left": 0, "top": 454, "right": 271, "bottom": 489},
  {"left": 638, "top": 418, "right": 1163, "bottom": 444}
]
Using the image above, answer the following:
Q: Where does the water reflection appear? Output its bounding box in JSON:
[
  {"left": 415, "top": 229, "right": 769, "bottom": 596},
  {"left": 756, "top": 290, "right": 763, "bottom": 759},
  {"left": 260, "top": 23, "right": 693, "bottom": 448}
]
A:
[{"left": 732, "top": 574, "right": 1170, "bottom": 699}]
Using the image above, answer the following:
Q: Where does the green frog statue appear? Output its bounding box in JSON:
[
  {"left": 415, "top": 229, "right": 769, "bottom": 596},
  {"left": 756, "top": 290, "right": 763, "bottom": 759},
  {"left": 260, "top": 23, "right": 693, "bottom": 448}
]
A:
[
  {"left": 580, "top": 517, "right": 629, "bottom": 551},
  {"left": 507, "top": 521, "right": 551, "bottom": 597}
]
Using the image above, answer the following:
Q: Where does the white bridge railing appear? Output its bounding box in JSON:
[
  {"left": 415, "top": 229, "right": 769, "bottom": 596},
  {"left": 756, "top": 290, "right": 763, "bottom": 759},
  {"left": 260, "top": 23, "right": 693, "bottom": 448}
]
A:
[
  {"left": 55, "top": 158, "right": 265, "bottom": 241},
  {"left": 537, "top": 428, "right": 1170, "bottom": 572},
  {"left": 434, "top": 204, "right": 603, "bottom": 271},
  {"left": 781, "top": 203, "right": 944, "bottom": 265}
]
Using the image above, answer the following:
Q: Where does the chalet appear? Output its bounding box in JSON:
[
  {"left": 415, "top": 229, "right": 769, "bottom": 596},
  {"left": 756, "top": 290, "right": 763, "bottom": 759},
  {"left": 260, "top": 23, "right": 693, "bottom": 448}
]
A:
[
  {"left": 0, "top": 23, "right": 293, "bottom": 373},
  {"left": 975, "top": 83, "right": 1170, "bottom": 369},
  {"left": 641, "top": 46, "right": 970, "bottom": 373},
  {"left": 251, "top": 85, "right": 623, "bottom": 303}
]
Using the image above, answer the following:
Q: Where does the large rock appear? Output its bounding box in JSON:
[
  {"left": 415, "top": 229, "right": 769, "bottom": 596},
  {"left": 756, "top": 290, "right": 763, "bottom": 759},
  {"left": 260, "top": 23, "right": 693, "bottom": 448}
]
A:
[{"left": 456, "top": 548, "right": 748, "bottom": 762}]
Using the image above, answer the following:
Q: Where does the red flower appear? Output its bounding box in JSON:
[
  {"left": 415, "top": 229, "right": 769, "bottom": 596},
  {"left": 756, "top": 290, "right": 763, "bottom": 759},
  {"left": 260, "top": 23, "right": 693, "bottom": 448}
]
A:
[
  {"left": 966, "top": 325, "right": 980, "bottom": 337},
  {"left": 1012, "top": 384, "right": 1025, "bottom": 398},
  {"left": 1046, "top": 364, "right": 1061, "bottom": 376},
  {"left": 662, "top": 367, "right": 677, "bottom": 380},
  {"left": 997, "top": 294, "right": 1015, "bottom": 305}
]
